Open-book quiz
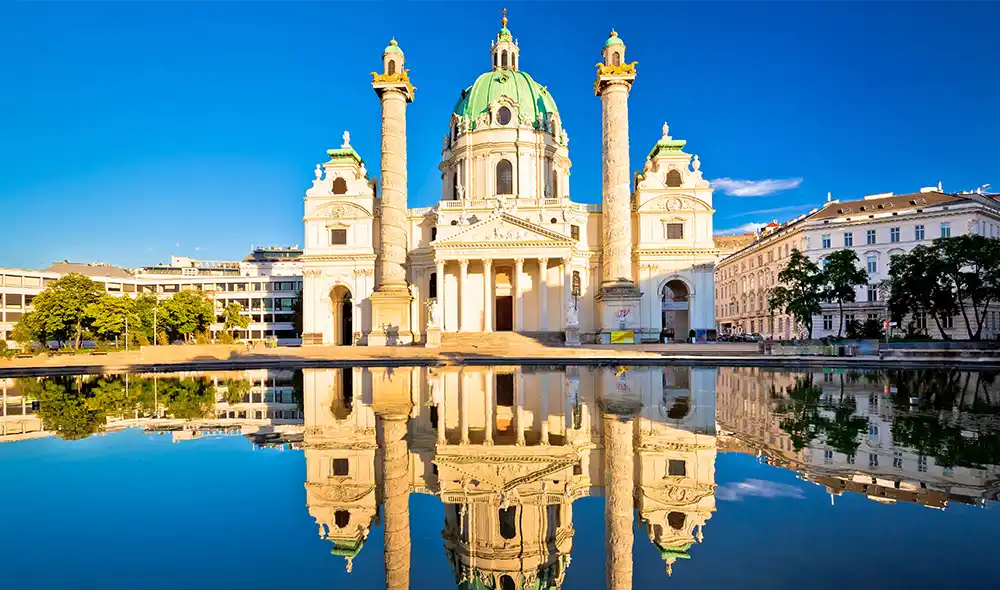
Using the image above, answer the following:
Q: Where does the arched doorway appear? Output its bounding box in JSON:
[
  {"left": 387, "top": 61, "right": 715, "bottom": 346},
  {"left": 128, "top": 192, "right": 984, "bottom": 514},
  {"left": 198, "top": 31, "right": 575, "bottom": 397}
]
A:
[
  {"left": 661, "top": 280, "right": 690, "bottom": 342},
  {"left": 330, "top": 285, "right": 353, "bottom": 346}
]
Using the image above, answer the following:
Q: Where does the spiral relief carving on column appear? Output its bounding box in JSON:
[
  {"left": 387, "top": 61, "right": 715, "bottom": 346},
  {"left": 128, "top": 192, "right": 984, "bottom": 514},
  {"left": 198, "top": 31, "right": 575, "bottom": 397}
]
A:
[
  {"left": 603, "top": 413, "right": 635, "bottom": 590},
  {"left": 379, "top": 415, "right": 411, "bottom": 590},
  {"left": 600, "top": 84, "right": 634, "bottom": 286},
  {"left": 378, "top": 91, "right": 410, "bottom": 290}
]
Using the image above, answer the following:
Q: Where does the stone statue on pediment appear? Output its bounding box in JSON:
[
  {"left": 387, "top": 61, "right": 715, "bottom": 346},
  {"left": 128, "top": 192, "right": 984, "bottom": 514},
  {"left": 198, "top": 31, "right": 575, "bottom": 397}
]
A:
[
  {"left": 342, "top": 130, "right": 351, "bottom": 148},
  {"left": 314, "top": 164, "right": 323, "bottom": 181}
]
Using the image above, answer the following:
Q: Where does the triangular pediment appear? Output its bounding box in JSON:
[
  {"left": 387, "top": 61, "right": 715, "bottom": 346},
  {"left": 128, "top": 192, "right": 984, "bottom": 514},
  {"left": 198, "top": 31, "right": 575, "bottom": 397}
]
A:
[{"left": 433, "top": 212, "right": 574, "bottom": 248}]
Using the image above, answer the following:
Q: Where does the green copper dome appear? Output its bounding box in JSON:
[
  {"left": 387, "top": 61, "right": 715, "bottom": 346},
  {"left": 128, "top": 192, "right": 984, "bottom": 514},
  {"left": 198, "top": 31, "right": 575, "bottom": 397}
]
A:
[
  {"left": 604, "top": 30, "right": 624, "bottom": 48},
  {"left": 452, "top": 69, "right": 559, "bottom": 131},
  {"left": 383, "top": 38, "right": 403, "bottom": 57}
]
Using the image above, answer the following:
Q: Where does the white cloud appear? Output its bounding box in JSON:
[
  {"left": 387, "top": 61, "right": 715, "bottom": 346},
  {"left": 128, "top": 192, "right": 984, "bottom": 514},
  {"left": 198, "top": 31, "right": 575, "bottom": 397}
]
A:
[
  {"left": 174, "top": 243, "right": 180, "bottom": 248},
  {"left": 711, "top": 177, "right": 803, "bottom": 197},
  {"left": 194, "top": 246, "right": 201, "bottom": 252},
  {"left": 714, "top": 222, "right": 767, "bottom": 236},
  {"left": 716, "top": 479, "right": 806, "bottom": 502},
  {"left": 727, "top": 204, "right": 813, "bottom": 219}
]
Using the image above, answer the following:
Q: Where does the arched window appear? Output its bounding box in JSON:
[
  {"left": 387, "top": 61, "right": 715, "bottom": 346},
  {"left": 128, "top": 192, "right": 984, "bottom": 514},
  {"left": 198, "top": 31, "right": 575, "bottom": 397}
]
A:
[
  {"left": 429, "top": 273, "right": 437, "bottom": 299},
  {"left": 612, "top": 51, "right": 621, "bottom": 66},
  {"left": 334, "top": 510, "right": 350, "bottom": 528},
  {"left": 666, "top": 169, "right": 682, "bottom": 187},
  {"left": 452, "top": 172, "right": 459, "bottom": 200},
  {"left": 501, "top": 50, "right": 508, "bottom": 68},
  {"left": 497, "top": 106, "right": 511, "bottom": 125},
  {"left": 499, "top": 507, "right": 517, "bottom": 539},
  {"left": 500, "top": 576, "right": 516, "bottom": 590},
  {"left": 387, "top": 60, "right": 396, "bottom": 75},
  {"left": 493, "top": 52, "right": 498, "bottom": 68},
  {"left": 551, "top": 169, "right": 559, "bottom": 198},
  {"left": 332, "top": 177, "right": 348, "bottom": 195},
  {"left": 667, "top": 511, "right": 686, "bottom": 530},
  {"left": 667, "top": 396, "right": 691, "bottom": 419},
  {"left": 496, "top": 159, "right": 513, "bottom": 194}
]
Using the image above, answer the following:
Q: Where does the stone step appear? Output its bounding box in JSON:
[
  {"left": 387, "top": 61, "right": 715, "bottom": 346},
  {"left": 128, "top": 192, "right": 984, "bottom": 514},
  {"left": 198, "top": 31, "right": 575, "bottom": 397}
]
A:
[{"left": 440, "top": 331, "right": 565, "bottom": 351}]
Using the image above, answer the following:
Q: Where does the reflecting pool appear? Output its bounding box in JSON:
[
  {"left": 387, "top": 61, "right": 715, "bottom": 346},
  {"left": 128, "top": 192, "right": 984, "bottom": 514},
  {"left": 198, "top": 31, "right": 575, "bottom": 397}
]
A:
[{"left": 1, "top": 366, "right": 999, "bottom": 589}]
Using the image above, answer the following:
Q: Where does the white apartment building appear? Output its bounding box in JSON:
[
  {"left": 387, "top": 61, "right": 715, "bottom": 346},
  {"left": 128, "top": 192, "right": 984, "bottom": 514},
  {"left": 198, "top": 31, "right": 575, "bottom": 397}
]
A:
[
  {"left": 715, "top": 188, "right": 1000, "bottom": 339},
  {"left": 0, "top": 247, "right": 304, "bottom": 345}
]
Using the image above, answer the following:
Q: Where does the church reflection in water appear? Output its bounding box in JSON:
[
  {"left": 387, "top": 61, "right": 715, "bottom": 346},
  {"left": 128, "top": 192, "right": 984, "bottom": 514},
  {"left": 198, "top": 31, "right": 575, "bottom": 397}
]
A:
[{"left": 302, "top": 365, "right": 718, "bottom": 589}]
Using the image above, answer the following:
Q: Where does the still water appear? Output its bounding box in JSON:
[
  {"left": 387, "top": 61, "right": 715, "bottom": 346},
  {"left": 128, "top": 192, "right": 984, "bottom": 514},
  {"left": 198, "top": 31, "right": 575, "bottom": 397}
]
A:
[{"left": 1, "top": 366, "right": 998, "bottom": 589}]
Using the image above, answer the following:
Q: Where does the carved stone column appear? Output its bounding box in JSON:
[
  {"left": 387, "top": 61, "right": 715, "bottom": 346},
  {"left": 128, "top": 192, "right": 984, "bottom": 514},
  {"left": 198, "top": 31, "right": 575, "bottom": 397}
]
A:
[
  {"left": 370, "top": 40, "right": 416, "bottom": 346},
  {"left": 485, "top": 367, "right": 494, "bottom": 445},
  {"left": 458, "top": 259, "right": 469, "bottom": 332},
  {"left": 459, "top": 369, "right": 469, "bottom": 445},
  {"left": 514, "top": 257, "right": 525, "bottom": 332},
  {"left": 601, "top": 392, "right": 640, "bottom": 590},
  {"left": 370, "top": 366, "right": 414, "bottom": 590},
  {"left": 595, "top": 31, "right": 642, "bottom": 342},
  {"left": 539, "top": 258, "right": 549, "bottom": 331},
  {"left": 483, "top": 258, "right": 494, "bottom": 332},
  {"left": 436, "top": 259, "right": 446, "bottom": 330}
]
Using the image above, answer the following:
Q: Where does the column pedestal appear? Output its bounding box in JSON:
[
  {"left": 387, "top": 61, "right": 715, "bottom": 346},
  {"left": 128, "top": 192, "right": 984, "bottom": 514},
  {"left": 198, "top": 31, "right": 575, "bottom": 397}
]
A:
[
  {"left": 425, "top": 325, "right": 442, "bottom": 348},
  {"left": 368, "top": 290, "right": 414, "bottom": 346},
  {"left": 597, "top": 286, "right": 642, "bottom": 344}
]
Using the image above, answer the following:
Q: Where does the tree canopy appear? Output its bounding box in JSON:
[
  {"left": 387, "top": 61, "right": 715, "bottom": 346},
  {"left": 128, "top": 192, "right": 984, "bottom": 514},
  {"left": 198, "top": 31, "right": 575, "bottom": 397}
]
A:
[
  {"left": 221, "top": 302, "right": 251, "bottom": 334},
  {"left": 26, "top": 273, "right": 104, "bottom": 348},
  {"left": 768, "top": 249, "right": 824, "bottom": 338},
  {"left": 821, "top": 249, "right": 869, "bottom": 337},
  {"left": 158, "top": 291, "right": 215, "bottom": 343}
]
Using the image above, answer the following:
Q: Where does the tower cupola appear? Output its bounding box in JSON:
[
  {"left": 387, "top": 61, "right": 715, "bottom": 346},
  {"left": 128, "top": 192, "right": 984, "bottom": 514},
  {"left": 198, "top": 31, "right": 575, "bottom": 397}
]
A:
[
  {"left": 381, "top": 38, "right": 405, "bottom": 76},
  {"left": 490, "top": 8, "right": 520, "bottom": 71}
]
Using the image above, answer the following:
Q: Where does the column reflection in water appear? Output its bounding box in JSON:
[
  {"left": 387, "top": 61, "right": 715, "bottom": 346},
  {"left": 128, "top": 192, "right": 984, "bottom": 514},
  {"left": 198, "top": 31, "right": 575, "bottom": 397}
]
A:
[{"left": 300, "top": 365, "right": 719, "bottom": 589}]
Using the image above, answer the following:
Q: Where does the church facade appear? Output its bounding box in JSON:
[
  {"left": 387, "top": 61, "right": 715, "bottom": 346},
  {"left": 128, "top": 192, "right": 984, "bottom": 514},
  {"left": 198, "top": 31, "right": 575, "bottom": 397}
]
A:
[{"left": 301, "top": 15, "right": 718, "bottom": 346}]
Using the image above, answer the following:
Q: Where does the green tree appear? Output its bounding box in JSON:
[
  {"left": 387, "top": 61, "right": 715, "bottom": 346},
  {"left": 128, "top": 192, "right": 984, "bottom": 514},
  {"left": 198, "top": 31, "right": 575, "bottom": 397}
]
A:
[
  {"left": 884, "top": 245, "right": 957, "bottom": 338},
  {"left": 25, "top": 273, "right": 104, "bottom": 348},
  {"left": 820, "top": 249, "right": 869, "bottom": 337},
  {"left": 86, "top": 294, "right": 140, "bottom": 345},
  {"left": 11, "top": 312, "right": 44, "bottom": 350},
  {"left": 777, "top": 375, "right": 825, "bottom": 450},
  {"left": 221, "top": 302, "right": 250, "bottom": 337},
  {"left": 222, "top": 378, "right": 251, "bottom": 405},
  {"left": 158, "top": 377, "right": 215, "bottom": 419},
  {"left": 159, "top": 291, "right": 215, "bottom": 343},
  {"left": 768, "top": 249, "right": 824, "bottom": 339},
  {"left": 18, "top": 377, "right": 106, "bottom": 440},
  {"left": 934, "top": 235, "right": 1000, "bottom": 340}
]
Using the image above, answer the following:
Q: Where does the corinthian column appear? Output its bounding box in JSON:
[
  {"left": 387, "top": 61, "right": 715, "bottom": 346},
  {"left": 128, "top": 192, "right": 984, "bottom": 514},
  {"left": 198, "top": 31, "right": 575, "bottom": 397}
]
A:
[{"left": 370, "top": 39, "right": 417, "bottom": 346}]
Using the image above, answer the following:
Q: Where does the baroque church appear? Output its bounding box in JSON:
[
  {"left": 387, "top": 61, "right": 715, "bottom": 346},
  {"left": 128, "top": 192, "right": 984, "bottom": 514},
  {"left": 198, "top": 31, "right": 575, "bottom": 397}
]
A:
[{"left": 301, "top": 13, "right": 718, "bottom": 346}]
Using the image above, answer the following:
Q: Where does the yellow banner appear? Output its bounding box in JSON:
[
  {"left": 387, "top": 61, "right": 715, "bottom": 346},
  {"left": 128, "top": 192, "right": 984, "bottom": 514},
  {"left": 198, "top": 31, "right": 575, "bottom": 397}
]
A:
[{"left": 610, "top": 331, "right": 635, "bottom": 344}]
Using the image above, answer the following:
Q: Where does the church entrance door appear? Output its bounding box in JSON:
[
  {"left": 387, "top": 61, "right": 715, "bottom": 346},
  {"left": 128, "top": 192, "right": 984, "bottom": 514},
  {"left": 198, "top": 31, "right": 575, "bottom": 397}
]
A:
[{"left": 495, "top": 296, "right": 513, "bottom": 331}]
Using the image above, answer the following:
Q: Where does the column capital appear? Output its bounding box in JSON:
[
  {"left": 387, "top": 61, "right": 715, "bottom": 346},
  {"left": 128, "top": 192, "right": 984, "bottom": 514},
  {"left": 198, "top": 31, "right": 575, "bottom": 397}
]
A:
[
  {"left": 514, "top": 257, "right": 525, "bottom": 266},
  {"left": 562, "top": 255, "right": 573, "bottom": 266},
  {"left": 538, "top": 257, "right": 548, "bottom": 269},
  {"left": 458, "top": 258, "right": 469, "bottom": 269},
  {"left": 483, "top": 258, "right": 494, "bottom": 268}
]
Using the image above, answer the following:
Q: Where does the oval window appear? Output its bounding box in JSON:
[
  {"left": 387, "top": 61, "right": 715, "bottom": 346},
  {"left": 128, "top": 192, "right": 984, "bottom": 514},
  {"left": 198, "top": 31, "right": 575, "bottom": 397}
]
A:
[{"left": 497, "top": 106, "right": 512, "bottom": 125}]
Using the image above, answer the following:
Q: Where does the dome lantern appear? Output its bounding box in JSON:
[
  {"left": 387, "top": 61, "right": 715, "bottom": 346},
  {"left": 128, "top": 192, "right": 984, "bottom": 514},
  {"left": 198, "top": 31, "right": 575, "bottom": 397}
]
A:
[
  {"left": 490, "top": 8, "right": 520, "bottom": 71},
  {"left": 602, "top": 29, "right": 626, "bottom": 67}
]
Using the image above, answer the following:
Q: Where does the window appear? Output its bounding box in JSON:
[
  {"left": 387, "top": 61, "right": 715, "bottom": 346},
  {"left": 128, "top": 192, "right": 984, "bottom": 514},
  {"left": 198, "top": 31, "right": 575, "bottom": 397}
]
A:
[
  {"left": 866, "top": 229, "right": 877, "bottom": 245},
  {"left": 868, "top": 424, "right": 879, "bottom": 440},
  {"left": 821, "top": 234, "right": 831, "bottom": 248},
  {"left": 501, "top": 50, "right": 508, "bottom": 68},
  {"left": 499, "top": 507, "right": 516, "bottom": 539},
  {"left": 496, "top": 159, "right": 513, "bottom": 194},
  {"left": 943, "top": 315, "right": 954, "bottom": 329},
  {"left": 844, "top": 232, "right": 854, "bottom": 247},
  {"left": 666, "top": 223, "right": 684, "bottom": 239},
  {"left": 869, "top": 453, "right": 879, "bottom": 468},
  {"left": 428, "top": 273, "right": 437, "bottom": 299},
  {"left": 915, "top": 224, "right": 925, "bottom": 241},
  {"left": 330, "top": 229, "right": 348, "bottom": 245},
  {"left": 918, "top": 455, "right": 927, "bottom": 473},
  {"left": 824, "top": 449, "right": 834, "bottom": 464},
  {"left": 867, "top": 255, "right": 878, "bottom": 274},
  {"left": 914, "top": 312, "right": 927, "bottom": 330},
  {"left": 497, "top": 106, "right": 512, "bottom": 125},
  {"left": 940, "top": 222, "right": 951, "bottom": 238},
  {"left": 667, "top": 511, "right": 686, "bottom": 530},
  {"left": 332, "top": 458, "right": 349, "bottom": 476},
  {"left": 431, "top": 227, "right": 437, "bottom": 241},
  {"left": 334, "top": 510, "right": 350, "bottom": 528},
  {"left": 387, "top": 60, "right": 396, "bottom": 75},
  {"left": 823, "top": 315, "right": 833, "bottom": 330},
  {"left": 893, "top": 451, "right": 903, "bottom": 469},
  {"left": 570, "top": 225, "right": 580, "bottom": 240},
  {"left": 332, "top": 177, "right": 348, "bottom": 195},
  {"left": 667, "top": 459, "right": 686, "bottom": 477},
  {"left": 867, "top": 284, "right": 878, "bottom": 302},
  {"left": 666, "top": 169, "right": 682, "bottom": 188},
  {"left": 890, "top": 227, "right": 900, "bottom": 243},
  {"left": 551, "top": 169, "right": 559, "bottom": 198}
]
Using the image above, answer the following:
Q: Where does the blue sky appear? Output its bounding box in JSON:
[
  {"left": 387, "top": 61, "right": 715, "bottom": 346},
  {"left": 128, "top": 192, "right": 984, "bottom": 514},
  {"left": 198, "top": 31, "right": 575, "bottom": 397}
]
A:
[{"left": 1, "top": 2, "right": 997, "bottom": 269}]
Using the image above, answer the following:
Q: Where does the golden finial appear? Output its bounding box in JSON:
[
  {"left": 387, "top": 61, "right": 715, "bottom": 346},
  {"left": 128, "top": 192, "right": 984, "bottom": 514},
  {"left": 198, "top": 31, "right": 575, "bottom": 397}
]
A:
[
  {"left": 389, "top": 37, "right": 398, "bottom": 46},
  {"left": 609, "top": 28, "right": 618, "bottom": 38},
  {"left": 501, "top": 7, "right": 508, "bottom": 27}
]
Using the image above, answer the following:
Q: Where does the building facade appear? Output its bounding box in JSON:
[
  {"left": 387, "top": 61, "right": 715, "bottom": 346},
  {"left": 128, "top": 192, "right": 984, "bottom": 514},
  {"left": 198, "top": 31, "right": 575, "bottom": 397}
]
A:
[
  {"left": 301, "top": 16, "right": 720, "bottom": 346},
  {"left": 0, "top": 247, "right": 303, "bottom": 345},
  {"left": 715, "top": 189, "right": 1000, "bottom": 339}
]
